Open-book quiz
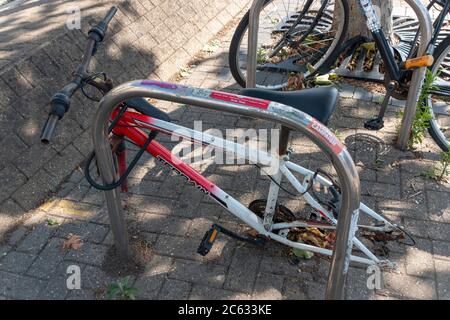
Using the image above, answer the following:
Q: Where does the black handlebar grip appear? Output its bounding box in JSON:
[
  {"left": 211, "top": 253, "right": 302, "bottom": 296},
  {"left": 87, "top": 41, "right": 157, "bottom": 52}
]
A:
[
  {"left": 88, "top": 6, "right": 118, "bottom": 42},
  {"left": 41, "top": 93, "right": 71, "bottom": 144},
  {"left": 41, "top": 114, "right": 59, "bottom": 144},
  {"left": 102, "top": 6, "right": 118, "bottom": 26}
]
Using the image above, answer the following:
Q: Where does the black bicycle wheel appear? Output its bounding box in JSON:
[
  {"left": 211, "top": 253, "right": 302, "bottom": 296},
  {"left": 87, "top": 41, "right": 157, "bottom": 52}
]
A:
[
  {"left": 428, "top": 34, "right": 450, "bottom": 152},
  {"left": 229, "top": 0, "right": 349, "bottom": 89}
]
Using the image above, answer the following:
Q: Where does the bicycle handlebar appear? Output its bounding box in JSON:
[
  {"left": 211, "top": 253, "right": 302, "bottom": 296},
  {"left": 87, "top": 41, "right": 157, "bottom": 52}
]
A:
[
  {"left": 40, "top": 6, "right": 118, "bottom": 143},
  {"left": 88, "top": 6, "right": 118, "bottom": 43}
]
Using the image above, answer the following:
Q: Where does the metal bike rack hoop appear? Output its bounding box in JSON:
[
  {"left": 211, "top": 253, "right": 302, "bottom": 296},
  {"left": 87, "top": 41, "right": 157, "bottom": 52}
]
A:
[
  {"left": 397, "top": 0, "right": 433, "bottom": 150},
  {"left": 91, "top": 80, "right": 362, "bottom": 299},
  {"left": 247, "top": 0, "right": 266, "bottom": 88}
]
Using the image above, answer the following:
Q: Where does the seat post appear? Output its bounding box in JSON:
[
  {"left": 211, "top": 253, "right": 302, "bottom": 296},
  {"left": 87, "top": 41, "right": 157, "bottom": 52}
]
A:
[{"left": 279, "top": 125, "right": 290, "bottom": 156}]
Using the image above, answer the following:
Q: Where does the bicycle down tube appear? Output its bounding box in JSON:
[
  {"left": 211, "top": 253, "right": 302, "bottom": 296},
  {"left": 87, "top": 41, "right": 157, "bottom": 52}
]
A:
[{"left": 92, "top": 80, "right": 361, "bottom": 300}]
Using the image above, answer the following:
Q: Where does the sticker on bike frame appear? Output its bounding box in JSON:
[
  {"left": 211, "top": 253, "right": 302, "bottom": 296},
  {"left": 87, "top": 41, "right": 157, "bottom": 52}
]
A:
[
  {"left": 210, "top": 91, "right": 270, "bottom": 109},
  {"left": 358, "top": 0, "right": 381, "bottom": 32},
  {"left": 140, "top": 80, "right": 184, "bottom": 90},
  {"left": 307, "top": 119, "right": 344, "bottom": 154}
]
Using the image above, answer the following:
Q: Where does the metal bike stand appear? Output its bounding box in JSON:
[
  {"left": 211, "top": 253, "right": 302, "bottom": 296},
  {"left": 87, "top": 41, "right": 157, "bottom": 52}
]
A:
[
  {"left": 397, "top": 0, "right": 433, "bottom": 150},
  {"left": 246, "top": 0, "right": 266, "bottom": 88},
  {"left": 91, "top": 80, "right": 362, "bottom": 300},
  {"left": 245, "top": 0, "right": 433, "bottom": 150},
  {"left": 91, "top": 121, "right": 133, "bottom": 259}
]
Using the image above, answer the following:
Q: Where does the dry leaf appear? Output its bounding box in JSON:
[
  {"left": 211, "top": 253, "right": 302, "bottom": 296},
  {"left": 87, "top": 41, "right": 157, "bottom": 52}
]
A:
[
  {"left": 246, "top": 229, "right": 260, "bottom": 238},
  {"left": 63, "top": 233, "right": 83, "bottom": 250}
]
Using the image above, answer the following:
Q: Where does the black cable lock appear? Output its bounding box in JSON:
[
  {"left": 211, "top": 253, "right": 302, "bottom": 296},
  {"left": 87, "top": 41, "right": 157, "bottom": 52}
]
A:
[{"left": 84, "top": 104, "right": 157, "bottom": 191}]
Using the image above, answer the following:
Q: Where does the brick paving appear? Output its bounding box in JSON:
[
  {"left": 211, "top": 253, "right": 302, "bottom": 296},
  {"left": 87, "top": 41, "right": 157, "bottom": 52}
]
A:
[
  {"left": 0, "top": 0, "right": 251, "bottom": 239},
  {"left": 0, "top": 1, "right": 449, "bottom": 300}
]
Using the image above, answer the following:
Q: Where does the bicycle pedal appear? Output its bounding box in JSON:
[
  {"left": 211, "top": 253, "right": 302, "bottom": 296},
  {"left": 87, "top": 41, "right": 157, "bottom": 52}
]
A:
[
  {"left": 197, "top": 224, "right": 266, "bottom": 257},
  {"left": 364, "top": 117, "right": 384, "bottom": 130},
  {"left": 197, "top": 224, "right": 221, "bottom": 256}
]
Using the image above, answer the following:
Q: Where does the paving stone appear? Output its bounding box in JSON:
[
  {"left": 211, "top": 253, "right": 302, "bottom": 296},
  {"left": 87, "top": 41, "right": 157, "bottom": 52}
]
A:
[
  {"left": 44, "top": 144, "right": 84, "bottom": 182},
  {"left": 405, "top": 239, "right": 435, "bottom": 279},
  {"left": 426, "top": 190, "right": 450, "bottom": 223},
  {"left": 252, "top": 273, "right": 284, "bottom": 300},
  {"left": 432, "top": 240, "right": 450, "bottom": 262},
  {"left": 172, "top": 187, "right": 207, "bottom": 218},
  {"left": 169, "top": 259, "right": 226, "bottom": 288},
  {"left": 65, "top": 289, "right": 98, "bottom": 300},
  {"left": 361, "top": 181, "right": 401, "bottom": 200},
  {"left": 55, "top": 182, "right": 77, "bottom": 198},
  {"left": 189, "top": 284, "right": 250, "bottom": 300},
  {"left": 0, "top": 79, "right": 18, "bottom": 107},
  {"left": 0, "top": 164, "right": 27, "bottom": 203},
  {"left": 224, "top": 247, "right": 261, "bottom": 294},
  {"left": 338, "top": 84, "right": 355, "bottom": 98},
  {"left": 64, "top": 242, "right": 109, "bottom": 266},
  {"left": 383, "top": 273, "right": 437, "bottom": 300},
  {"left": 80, "top": 188, "right": 106, "bottom": 206},
  {"left": 154, "top": 233, "right": 234, "bottom": 266},
  {"left": 377, "top": 198, "right": 427, "bottom": 221},
  {"left": 1, "top": 66, "right": 33, "bottom": 97},
  {"left": 11, "top": 169, "right": 60, "bottom": 211},
  {"left": 345, "top": 268, "right": 377, "bottom": 300},
  {"left": 158, "top": 278, "right": 191, "bottom": 300},
  {"left": 82, "top": 265, "right": 118, "bottom": 290},
  {"left": 133, "top": 213, "right": 191, "bottom": 236},
  {"left": 259, "top": 255, "right": 303, "bottom": 277},
  {"left": 64, "top": 185, "right": 91, "bottom": 202},
  {"left": 0, "top": 134, "right": 28, "bottom": 165},
  {"left": 353, "top": 87, "right": 373, "bottom": 102},
  {"left": 283, "top": 278, "right": 308, "bottom": 300},
  {"left": 434, "top": 259, "right": 450, "bottom": 300},
  {"left": 49, "top": 200, "right": 103, "bottom": 222},
  {"left": 157, "top": 176, "right": 186, "bottom": 198},
  {"left": 134, "top": 255, "right": 173, "bottom": 299},
  {"left": 21, "top": 210, "right": 48, "bottom": 227},
  {"left": 56, "top": 221, "right": 108, "bottom": 244},
  {"left": 0, "top": 251, "right": 35, "bottom": 273},
  {"left": 38, "top": 262, "right": 84, "bottom": 300},
  {"left": 6, "top": 226, "right": 28, "bottom": 246},
  {"left": 125, "top": 194, "right": 177, "bottom": 215},
  {"left": 0, "top": 271, "right": 45, "bottom": 299},
  {"left": 0, "top": 245, "right": 11, "bottom": 259},
  {"left": 127, "top": 178, "right": 164, "bottom": 197},
  {"left": 303, "top": 279, "right": 327, "bottom": 300},
  {"left": 0, "top": 105, "right": 25, "bottom": 142},
  {"left": 16, "top": 224, "right": 55, "bottom": 254},
  {"left": 405, "top": 219, "right": 450, "bottom": 242},
  {"left": 0, "top": 201, "right": 23, "bottom": 240},
  {"left": 27, "top": 238, "right": 66, "bottom": 279}
]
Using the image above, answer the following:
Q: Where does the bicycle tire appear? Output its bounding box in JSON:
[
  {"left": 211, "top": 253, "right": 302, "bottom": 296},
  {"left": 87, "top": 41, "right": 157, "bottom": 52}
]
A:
[
  {"left": 229, "top": 0, "right": 349, "bottom": 89},
  {"left": 428, "top": 34, "right": 450, "bottom": 152}
]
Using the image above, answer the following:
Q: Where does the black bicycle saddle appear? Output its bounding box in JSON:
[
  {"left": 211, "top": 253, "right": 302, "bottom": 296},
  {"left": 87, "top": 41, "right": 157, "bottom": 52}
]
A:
[{"left": 240, "top": 86, "right": 339, "bottom": 125}]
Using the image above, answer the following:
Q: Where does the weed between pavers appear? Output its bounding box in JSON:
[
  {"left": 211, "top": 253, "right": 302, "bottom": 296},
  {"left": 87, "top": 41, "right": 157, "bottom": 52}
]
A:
[
  {"left": 106, "top": 276, "right": 138, "bottom": 300},
  {"left": 409, "top": 69, "right": 437, "bottom": 148},
  {"left": 421, "top": 150, "right": 450, "bottom": 183}
]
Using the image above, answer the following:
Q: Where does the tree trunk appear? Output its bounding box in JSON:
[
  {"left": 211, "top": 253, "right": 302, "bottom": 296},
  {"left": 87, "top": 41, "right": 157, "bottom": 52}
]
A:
[{"left": 345, "top": 0, "right": 394, "bottom": 41}]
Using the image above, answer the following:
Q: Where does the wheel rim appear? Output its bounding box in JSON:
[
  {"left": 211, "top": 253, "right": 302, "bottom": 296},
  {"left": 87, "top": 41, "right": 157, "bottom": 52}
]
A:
[
  {"left": 235, "top": 0, "right": 346, "bottom": 89},
  {"left": 428, "top": 42, "right": 450, "bottom": 150}
]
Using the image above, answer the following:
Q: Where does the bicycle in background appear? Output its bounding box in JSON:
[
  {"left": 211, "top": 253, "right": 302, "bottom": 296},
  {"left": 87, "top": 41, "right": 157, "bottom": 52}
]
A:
[{"left": 229, "top": 0, "right": 450, "bottom": 151}]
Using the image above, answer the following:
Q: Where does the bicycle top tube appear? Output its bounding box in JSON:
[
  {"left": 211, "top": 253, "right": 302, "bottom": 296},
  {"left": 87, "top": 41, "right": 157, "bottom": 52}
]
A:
[{"left": 92, "top": 79, "right": 361, "bottom": 300}]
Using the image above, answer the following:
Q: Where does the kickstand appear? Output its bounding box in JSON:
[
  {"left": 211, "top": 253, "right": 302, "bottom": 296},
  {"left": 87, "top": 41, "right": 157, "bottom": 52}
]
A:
[{"left": 364, "top": 82, "right": 395, "bottom": 131}]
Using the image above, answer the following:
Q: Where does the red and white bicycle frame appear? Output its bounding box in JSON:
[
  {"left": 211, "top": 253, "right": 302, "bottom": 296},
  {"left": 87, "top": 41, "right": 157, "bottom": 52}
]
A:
[{"left": 108, "top": 81, "right": 398, "bottom": 269}]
